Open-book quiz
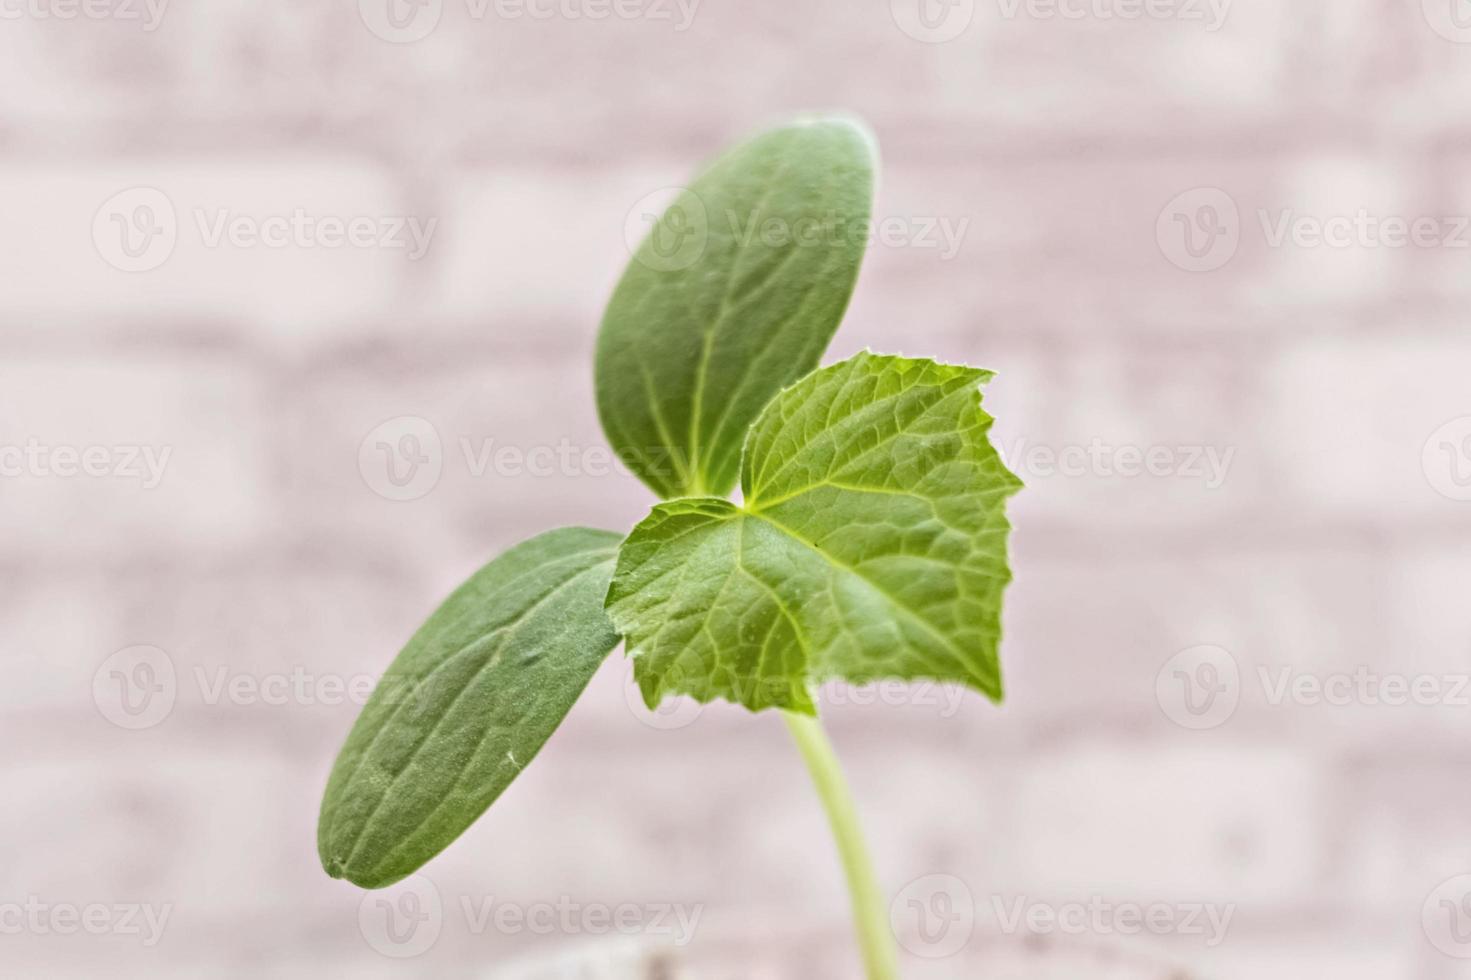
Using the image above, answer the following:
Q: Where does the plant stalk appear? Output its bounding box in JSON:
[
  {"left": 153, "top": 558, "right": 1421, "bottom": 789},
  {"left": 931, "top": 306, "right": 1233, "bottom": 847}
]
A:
[{"left": 782, "top": 711, "right": 901, "bottom": 980}]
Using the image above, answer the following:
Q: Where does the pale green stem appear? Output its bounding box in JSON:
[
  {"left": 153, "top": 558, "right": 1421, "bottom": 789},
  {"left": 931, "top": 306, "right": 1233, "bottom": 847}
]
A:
[{"left": 783, "top": 711, "right": 901, "bottom": 980}]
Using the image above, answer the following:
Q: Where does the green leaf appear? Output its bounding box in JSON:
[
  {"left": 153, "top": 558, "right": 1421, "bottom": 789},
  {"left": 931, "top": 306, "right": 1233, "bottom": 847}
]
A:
[
  {"left": 595, "top": 115, "right": 878, "bottom": 499},
  {"left": 604, "top": 352, "right": 1022, "bottom": 714},
  {"left": 318, "top": 527, "right": 621, "bottom": 889}
]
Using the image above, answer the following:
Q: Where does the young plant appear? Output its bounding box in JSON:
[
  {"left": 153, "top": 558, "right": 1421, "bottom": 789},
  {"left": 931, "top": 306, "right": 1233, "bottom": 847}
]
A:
[{"left": 318, "top": 115, "right": 1021, "bottom": 979}]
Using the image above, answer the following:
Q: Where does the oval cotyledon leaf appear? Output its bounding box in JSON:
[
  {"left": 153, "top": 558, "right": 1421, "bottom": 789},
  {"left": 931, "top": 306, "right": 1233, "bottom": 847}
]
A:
[
  {"left": 318, "top": 527, "right": 621, "bottom": 888},
  {"left": 595, "top": 115, "right": 878, "bottom": 499}
]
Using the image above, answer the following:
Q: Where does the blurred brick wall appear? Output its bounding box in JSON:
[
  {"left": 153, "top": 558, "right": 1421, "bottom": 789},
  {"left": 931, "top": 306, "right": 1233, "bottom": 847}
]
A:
[{"left": 3, "top": 1, "right": 1471, "bottom": 977}]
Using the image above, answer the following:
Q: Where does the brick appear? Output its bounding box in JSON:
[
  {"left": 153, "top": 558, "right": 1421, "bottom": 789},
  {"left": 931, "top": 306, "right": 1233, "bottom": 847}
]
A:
[
  {"left": 0, "top": 159, "right": 422, "bottom": 345},
  {"left": 0, "top": 354, "right": 274, "bottom": 557}
]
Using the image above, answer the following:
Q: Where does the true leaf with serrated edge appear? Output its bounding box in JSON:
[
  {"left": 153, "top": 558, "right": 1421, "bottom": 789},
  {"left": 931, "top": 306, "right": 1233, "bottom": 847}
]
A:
[
  {"left": 595, "top": 115, "right": 877, "bottom": 499},
  {"left": 318, "top": 527, "right": 621, "bottom": 889},
  {"left": 605, "top": 352, "right": 1022, "bottom": 714}
]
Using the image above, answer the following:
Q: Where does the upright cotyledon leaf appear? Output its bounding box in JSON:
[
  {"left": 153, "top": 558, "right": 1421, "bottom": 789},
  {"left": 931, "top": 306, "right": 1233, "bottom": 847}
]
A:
[
  {"left": 595, "top": 115, "right": 877, "bottom": 499},
  {"left": 318, "top": 527, "right": 621, "bottom": 889},
  {"left": 605, "top": 352, "right": 1022, "bottom": 714}
]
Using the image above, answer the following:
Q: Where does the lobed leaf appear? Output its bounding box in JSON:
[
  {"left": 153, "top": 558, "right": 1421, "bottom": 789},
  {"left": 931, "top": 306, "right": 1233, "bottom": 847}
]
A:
[{"left": 605, "top": 352, "right": 1022, "bottom": 714}]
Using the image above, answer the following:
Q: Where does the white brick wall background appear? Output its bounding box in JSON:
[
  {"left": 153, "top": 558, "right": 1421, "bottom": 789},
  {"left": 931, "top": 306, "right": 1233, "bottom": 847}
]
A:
[{"left": 3, "top": 1, "right": 1471, "bottom": 977}]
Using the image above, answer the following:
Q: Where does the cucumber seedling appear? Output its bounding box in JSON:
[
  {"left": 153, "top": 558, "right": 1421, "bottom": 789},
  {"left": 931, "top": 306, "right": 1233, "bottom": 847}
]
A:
[{"left": 318, "top": 115, "right": 1021, "bottom": 980}]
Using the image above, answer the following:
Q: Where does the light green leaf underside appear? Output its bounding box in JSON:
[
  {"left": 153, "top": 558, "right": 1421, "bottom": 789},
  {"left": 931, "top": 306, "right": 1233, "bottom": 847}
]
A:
[
  {"left": 605, "top": 352, "right": 1022, "bottom": 714},
  {"left": 318, "top": 527, "right": 621, "bottom": 889},
  {"left": 595, "top": 115, "right": 877, "bottom": 499}
]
